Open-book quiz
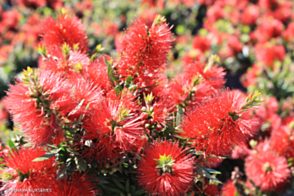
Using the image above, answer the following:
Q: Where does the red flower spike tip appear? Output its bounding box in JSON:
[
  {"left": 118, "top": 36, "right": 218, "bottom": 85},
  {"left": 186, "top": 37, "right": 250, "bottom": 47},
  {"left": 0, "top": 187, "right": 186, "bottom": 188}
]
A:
[
  {"left": 180, "top": 90, "right": 258, "bottom": 156},
  {"left": 118, "top": 15, "right": 173, "bottom": 77},
  {"left": 42, "top": 14, "right": 89, "bottom": 53},
  {"left": 136, "top": 140, "right": 195, "bottom": 196}
]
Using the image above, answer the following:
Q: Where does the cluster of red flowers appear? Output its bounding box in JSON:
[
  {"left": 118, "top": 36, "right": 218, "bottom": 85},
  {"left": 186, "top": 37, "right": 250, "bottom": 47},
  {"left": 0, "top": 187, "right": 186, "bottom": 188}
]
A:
[{"left": 0, "top": 11, "right": 262, "bottom": 195}]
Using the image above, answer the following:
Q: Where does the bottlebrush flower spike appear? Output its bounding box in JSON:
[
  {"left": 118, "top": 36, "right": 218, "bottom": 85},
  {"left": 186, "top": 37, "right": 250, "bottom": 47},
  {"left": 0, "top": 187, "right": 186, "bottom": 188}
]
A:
[
  {"left": 84, "top": 55, "right": 113, "bottom": 94},
  {"left": 0, "top": 147, "right": 58, "bottom": 195},
  {"left": 54, "top": 173, "right": 97, "bottom": 196},
  {"left": 39, "top": 44, "right": 90, "bottom": 77},
  {"left": 42, "top": 13, "right": 89, "bottom": 53},
  {"left": 118, "top": 15, "right": 173, "bottom": 77},
  {"left": 245, "top": 150, "right": 290, "bottom": 192},
  {"left": 136, "top": 140, "right": 195, "bottom": 196},
  {"left": 184, "top": 55, "right": 226, "bottom": 90},
  {"left": 142, "top": 92, "right": 174, "bottom": 128},
  {"left": 179, "top": 89, "right": 260, "bottom": 156},
  {"left": 53, "top": 75, "right": 102, "bottom": 123},
  {"left": 169, "top": 56, "right": 225, "bottom": 106},
  {"left": 82, "top": 91, "right": 146, "bottom": 164},
  {"left": 270, "top": 125, "right": 294, "bottom": 159},
  {"left": 4, "top": 69, "right": 66, "bottom": 145}
]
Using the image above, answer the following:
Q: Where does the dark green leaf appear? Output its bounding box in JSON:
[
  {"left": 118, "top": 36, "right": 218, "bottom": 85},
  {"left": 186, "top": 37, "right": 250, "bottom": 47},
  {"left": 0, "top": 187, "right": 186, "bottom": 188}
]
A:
[
  {"left": 196, "top": 165, "right": 222, "bottom": 184},
  {"left": 112, "top": 178, "right": 125, "bottom": 191},
  {"left": 133, "top": 189, "right": 146, "bottom": 195},
  {"left": 33, "top": 153, "right": 55, "bottom": 162},
  {"left": 126, "top": 179, "right": 130, "bottom": 193},
  {"left": 104, "top": 57, "right": 118, "bottom": 86},
  {"left": 176, "top": 107, "right": 184, "bottom": 126},
  {"left": 77, "top": 159, "right": 87, "bottom": 172}
]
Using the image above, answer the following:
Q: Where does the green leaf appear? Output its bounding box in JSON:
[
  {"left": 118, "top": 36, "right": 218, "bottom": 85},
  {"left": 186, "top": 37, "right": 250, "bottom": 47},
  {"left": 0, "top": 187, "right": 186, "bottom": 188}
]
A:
[
  {"left": 101, "top": 184, "right": 122, "bottom": 194},
  {"left": 8, "top": 139, "right": 15, "bottom": 148},
  {"left": 126, "top": 179, "right": 130, "bottom": 193},
  {"left": 112, "top": 178, "right": 125, "bottom": 191},
  {"left": 176, "top": 107, "right": 184, "bottom": 126},
  {"left": 126, "top": 75, "right": 132, "bottom": 85},
  {"left": 22, "top": 143, "right": 33, "bottom": 148},
  {"left": 56, "top": 166, "right": 67, "bottom": 180},
  {"left": 77, "top": 159, "right": 87, "bottom": 172},
  {"left": 33, "top": 153, "right": 55, "bottom": 162},
  {"left": 196, "top": 165, "right": 222, "bottom": 184},
  {"left": 114, "top": 86, "right": 120, "bottom": 97},
  {"left": 133, "top": 189, "right": 146, "bottom": 195},
  {"left": 201, "top": 167, "right": 221, "bottom": 174},
  {"left": 68, "top": 99, "right": 85, "bottom": 116},
  {"left": 104, "top": 57, "right": 118, "bottom": 86}
]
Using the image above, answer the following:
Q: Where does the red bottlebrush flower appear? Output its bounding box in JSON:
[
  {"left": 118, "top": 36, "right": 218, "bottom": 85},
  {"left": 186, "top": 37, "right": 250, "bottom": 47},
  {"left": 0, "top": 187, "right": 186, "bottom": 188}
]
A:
[
  {"left": 84, "top": 55, "right": 112, "bottom": 94},
  {"left": 4, "top": 71, "right": 66, "bottom": 145},
  {"left": 192, "top": 178, "right": 221, "bottom": 196},
  {"left": 52, "top": 76, "right": 102, "bottom": 122},
  {"left": 228, "top": 11, "right": 240, "bottom": 26},
  {"left": 16, "top": 0, "right": 46, "bottom": 8},
  {"left": 231, "top": 144, "right": 251, "bottom": 160},
  {"left": 266, "top": 97, "right": 279, "bottom": 114},
  {"left": 259, "top": 0, "right": 279, "bottom": 10},
  {"left": 183, "top": 61, "right": 226, "bottom": 91},
  {"left": 274, "top": 1, "right": 292, "bottom": 22},
  {"left": 221, "top": 180, "right": 236, "bottom": 196},
  {"left": 136, "top": 140, "right": 195, "bottom": 196},
  {"left": 0, "top": 147, "right": 58, "bottom": 195},
  {"left": 284, "top": 22, "right": 294, "bottom": 42},
  {"left": 151, "top": 98, "right": 174, "bottom": 128},
  {"left": 42, "top": 14, "right": 89, "bottom": 53},
  {"left": 241, "top": 64, "right": 262, "bottom": 88},
  {"left": 47, "top": 0, "right": 63, "bottom": 9},
  {"left": 206, "top": 4, "right": 225, "bottom": 24},
  {"left": 1, "top": 10, "right": 20, "bottom": 30},
  {"left": 192, "top": 36, "right": 211, "bottom": 53},
  {"left": 40, "top": 47, "right": 90, "bottom": 76},
  {"left": 257, "top": 18, "right": 284, "bottom": 39},
  {"left": 282, "top": 116, "right": 294, "bottom": 126},
  {"left": 271, "top": 126, "right": 294, "bottom": 159},
  {"left": 241, "top": 5, "right": 259, "bottom": 25},
  {"left": 169, "top": 76, "right": 214, "bottom": 106},
  {"left": 118, "top": 16, "right": 173, "bottom": 77},
  {"left": 141, "top": 0, "right": 165, "bottom": 9},
  {"left": 182, "top": 49, "right": 205, "bottom": 65},
  {"left": 227, "top": 35, "right": 243, "bottom": 53},
  {"left": 196, "top": 0, "right": 216, "bottom": 6},
  {"left": 138, "top": 10, "right": 157, "bottom": 27},
  {"left": 54, "top": 173, "right": 97, "bottom": 196},
  {"left": 169, "top": 61, "right": 225, "bottom": 106},
  {"left": 179, "top": 90, "right": 258, "bottom": 156},
  {"left": 203, "top": 182, "right": 221, "bottom": 196},
  {"left": 255, "top": 43, "right": 285, "bottom": 68},
  {"left": 245, "top": 150, "right": 290, "bottom": 192},
  {"left": 82, "top": 93, "right": 146, "bottom": 164}
]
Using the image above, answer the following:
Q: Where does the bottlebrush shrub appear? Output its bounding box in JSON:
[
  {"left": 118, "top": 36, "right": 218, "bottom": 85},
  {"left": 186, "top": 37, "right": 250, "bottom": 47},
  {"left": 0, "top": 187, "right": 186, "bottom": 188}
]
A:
[{"left": 1, "top": 13, "right": 262, "bottom": 196}]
